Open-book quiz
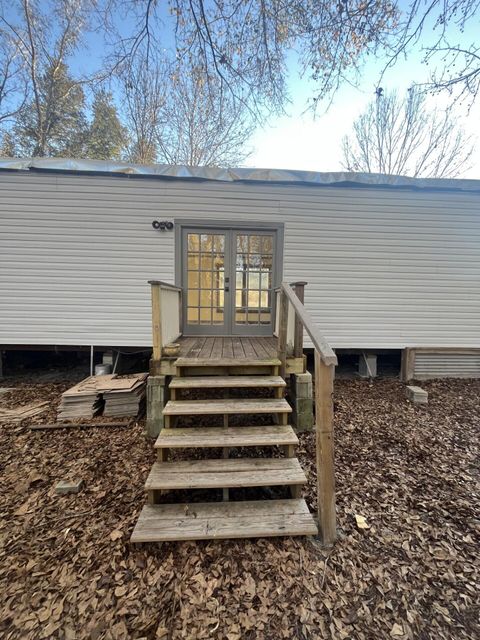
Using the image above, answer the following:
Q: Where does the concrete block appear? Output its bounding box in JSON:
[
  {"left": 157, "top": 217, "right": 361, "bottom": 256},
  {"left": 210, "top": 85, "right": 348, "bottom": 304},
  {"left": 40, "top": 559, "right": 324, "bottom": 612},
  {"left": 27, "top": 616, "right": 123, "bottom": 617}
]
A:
[
  {"left": 292, "top": 407, "right": 314, "bottom": 431},
  {"left": 146, "top": 375, "right": 167, "bottom": 438},
  {"left": 406, "top": 385, "right": 428, "bottom": 404},
  {"left": 293, "top": 372, "right": 312, "bottom": 384},
  {"left": 295, "top": 397, "right": 313, "bottom": 415},
  {"left": 102, "top": 351, "right": 114, "bottom": 365},
  {"left": 55, "top": 479, "right": 84, "bottom": 494},
  {"left": 290, "top": 371, "right": 314, "bottom": 431},
  {"left": 359, "top": 354, "right": 377, "bottom": 378},
  {"left": 291, "top": 371, "right": 313, "bottom": 399}
]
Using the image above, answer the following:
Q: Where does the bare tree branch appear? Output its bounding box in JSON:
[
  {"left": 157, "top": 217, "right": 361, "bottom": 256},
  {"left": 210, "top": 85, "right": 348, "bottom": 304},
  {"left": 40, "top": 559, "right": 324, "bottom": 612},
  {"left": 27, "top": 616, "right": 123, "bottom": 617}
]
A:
[{"left": 342, "top": 87, "right": 474, "bottom": 178}]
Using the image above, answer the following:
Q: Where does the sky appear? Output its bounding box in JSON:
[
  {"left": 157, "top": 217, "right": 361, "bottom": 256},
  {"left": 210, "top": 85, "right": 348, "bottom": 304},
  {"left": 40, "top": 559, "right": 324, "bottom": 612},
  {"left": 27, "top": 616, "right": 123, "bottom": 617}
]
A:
[{"left": 246, "top": 31, "right": 480, "bottom": 178}]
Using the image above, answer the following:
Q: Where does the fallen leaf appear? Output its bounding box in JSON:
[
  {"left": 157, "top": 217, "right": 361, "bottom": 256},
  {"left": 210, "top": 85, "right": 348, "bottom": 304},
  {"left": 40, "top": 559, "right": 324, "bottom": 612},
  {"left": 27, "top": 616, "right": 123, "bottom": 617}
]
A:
[
  {"left": 110, "top": 529, "right": 122, "bottom": 541},
  {"left": 354, "top": 514, "right": 370, "bottom": 529},
  {"left": 390, "top": 623, "right": 404, "bottom": 636}
]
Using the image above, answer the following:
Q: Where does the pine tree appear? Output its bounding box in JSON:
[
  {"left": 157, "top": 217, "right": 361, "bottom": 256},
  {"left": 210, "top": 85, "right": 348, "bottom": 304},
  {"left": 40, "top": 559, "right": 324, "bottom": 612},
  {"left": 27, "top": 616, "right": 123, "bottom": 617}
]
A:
[
  {"left": 0, "top": 131, "right": 17, "bottom": 157},
  {"left": 14, "top": 61, "right": 87, "bottom": 157},
  {"left": 86, "top": 90, "right": 128, "bottom": 160}
]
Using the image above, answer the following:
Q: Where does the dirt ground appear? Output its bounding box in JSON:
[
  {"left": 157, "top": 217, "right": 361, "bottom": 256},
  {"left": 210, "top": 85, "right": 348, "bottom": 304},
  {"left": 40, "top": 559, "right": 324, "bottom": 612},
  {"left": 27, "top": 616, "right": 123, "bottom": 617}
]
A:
[{"left": 0, "top": 374, "right": 478, "bottom": 640}]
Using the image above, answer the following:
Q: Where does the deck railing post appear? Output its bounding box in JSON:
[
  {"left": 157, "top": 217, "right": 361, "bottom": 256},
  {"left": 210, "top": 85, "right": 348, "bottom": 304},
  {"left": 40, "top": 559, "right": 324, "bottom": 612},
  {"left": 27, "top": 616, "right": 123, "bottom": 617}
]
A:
[
  {"left": 314, "top": 350, "right": 337, "bottom": 546},
  {"left": 292, "top": 281, "right": 307, "bottom": 358},
  {"left": 149, "top": 281, "right": 163, "bottom": 361},
  {"left": 278, "top": 289, "right": 288, "bottom": 379}
]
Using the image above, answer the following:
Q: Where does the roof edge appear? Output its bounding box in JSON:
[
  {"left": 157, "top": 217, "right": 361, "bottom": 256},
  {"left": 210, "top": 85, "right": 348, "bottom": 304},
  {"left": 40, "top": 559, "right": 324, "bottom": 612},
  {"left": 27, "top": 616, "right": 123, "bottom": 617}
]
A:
[{"left": 1, "top": 157, "right": 479, "bottom": 193}]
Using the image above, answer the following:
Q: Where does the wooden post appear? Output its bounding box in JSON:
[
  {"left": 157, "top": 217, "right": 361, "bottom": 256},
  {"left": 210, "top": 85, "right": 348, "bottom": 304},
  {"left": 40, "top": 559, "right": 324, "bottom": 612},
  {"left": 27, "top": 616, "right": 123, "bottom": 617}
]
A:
[
  {"left": 150, "top": 282, "right": 162, "bottom": 361},
  {"left": 292, "top": 281, "right": 307, "bottom": 358},
  {"left": 314, "top": 350, "right": 336, "bottom": 546},
  {"left": 401, "top": 348, "right": 416, "bottom": 382},
  {"left": 278, "top": 289, "right": 288, "bottom": 379}
]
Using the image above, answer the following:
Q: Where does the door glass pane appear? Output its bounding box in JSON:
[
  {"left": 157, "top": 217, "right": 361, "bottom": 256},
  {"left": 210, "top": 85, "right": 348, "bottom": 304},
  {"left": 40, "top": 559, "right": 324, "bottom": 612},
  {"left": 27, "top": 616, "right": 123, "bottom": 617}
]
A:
[
  {"left": 262, "top": 236, "right": 273, "bottom": 254},
  {"left": 187, "top": 289, "right": 199, "bottom": 306},
  {"left": 249, "top": 236, "right": 262, "bottom": 253},
  {"left": 200, "top": 234, "right": 213, "bottom": 251},
  {"left": 188, "top": 234, "right": 200, "bottom": 251},
  {"left": 188, "top": 253, "right": 199, "bottom": 269},
  {"left": 199, "top": 289, "right": 213, "bottom": 307},
  {"left": 187, "top": 307, "right": 199, "bottom": 324},
  {"left": 212, "top": 311, "right": 224, "bottom": 325},
  {"left": 248, "top": 272, "right": 260, "bottom": 289},
  {"left": 199, "top": 254, "right": 213, "bottom": 270},
  {"left": 188, "top": 271, "right": 199, "bottom": 288},
  {"left": 213, "top": 235, "right": 225, "bottom": 251},
  {"left": 200, "top": 307, "right": 212, "bottom": 324},
  {"left": 260, "top": 272, "right": 271, "bottom": 289},
  {"left": 186, "top": 232, "right": 226, "bottom": 328},
  {"left": 237, "top": 235, "right": 248, "bottom": 252},
  {"left": 200, "top": 271, "right": 213, "bottom": 288}
]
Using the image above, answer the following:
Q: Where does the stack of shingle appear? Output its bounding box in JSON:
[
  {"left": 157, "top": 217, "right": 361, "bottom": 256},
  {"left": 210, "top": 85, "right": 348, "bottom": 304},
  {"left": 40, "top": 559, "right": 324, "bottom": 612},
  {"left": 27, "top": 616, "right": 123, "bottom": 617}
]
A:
[
  {"left": 57, "top": 373, "right": 148, "bottom": 420},
  {"left": 102, "top": 373, "right": 148, "bottom": 417},
  {"left": 57, "top": 377, "right": 103, "bottom": 419}
]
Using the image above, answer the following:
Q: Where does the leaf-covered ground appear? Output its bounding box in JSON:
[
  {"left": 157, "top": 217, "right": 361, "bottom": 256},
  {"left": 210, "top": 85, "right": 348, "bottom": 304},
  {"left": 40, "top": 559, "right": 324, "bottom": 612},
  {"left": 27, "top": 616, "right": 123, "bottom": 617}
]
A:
[{"left": 0, "top": 376, "right": 478, "bottom": 640}]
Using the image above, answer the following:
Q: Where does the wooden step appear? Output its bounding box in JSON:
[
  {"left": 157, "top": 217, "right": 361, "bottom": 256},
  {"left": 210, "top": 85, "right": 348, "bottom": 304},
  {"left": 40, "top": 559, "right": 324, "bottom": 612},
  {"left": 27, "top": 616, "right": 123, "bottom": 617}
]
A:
[
  {"left": 163, "top": 398, "right": 292, "bottom": 416},
  {"left": 145, "top": 458, "right": 307, "bottom": 490},
  {"left": 169, "top": 375, "right": 286, "bottom": 389},
  {"left": 131, "top": 499, "right": 318, "bottom": 542},
  {"left": 175, "top": 357, "right": 281, "bottom": 368},
  {"left": 155, "top": 425, "right": 298, "bottom": 449}
]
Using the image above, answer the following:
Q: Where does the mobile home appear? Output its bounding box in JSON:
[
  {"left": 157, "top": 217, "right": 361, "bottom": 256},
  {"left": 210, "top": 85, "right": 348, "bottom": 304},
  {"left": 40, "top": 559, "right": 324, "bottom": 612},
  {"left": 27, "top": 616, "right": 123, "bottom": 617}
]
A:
[{"left": 1, "top": 158, "right": 479, "bottom": 379}]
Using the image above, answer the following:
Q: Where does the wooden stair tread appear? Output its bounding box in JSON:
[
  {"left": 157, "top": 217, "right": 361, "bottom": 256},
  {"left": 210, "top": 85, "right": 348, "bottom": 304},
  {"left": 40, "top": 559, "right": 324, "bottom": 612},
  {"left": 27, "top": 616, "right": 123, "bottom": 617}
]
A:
[
  {"left": 131, "top": 499, "right": 318, "bottom": 542},
  {"left": 175, "top": 357, "right": 281, "bottom": 368},
  {"left": 145, "top": 458, "right": 307, "bottom": 489},
  {"left": 169, "top": 375, "right": 286, "bottom": 389},
  {"left": 163, "top": 398, "right": 292, "bottom": 416},
  {"left": 155, "top": 425, "right": 298, "bottom": 448}
]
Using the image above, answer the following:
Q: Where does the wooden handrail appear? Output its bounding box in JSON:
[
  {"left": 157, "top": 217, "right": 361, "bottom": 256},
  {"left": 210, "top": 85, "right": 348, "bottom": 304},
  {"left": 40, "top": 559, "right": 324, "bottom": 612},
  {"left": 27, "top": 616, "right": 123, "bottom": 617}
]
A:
[
  {"left": 280, "top": 282, "right": 337, "bottom": 366},
  {"left": 276, "top": 281, "right": 337, "bottom": 546},
  {"left": 148, "top": 280, "right": 182, "bottom": 292}
]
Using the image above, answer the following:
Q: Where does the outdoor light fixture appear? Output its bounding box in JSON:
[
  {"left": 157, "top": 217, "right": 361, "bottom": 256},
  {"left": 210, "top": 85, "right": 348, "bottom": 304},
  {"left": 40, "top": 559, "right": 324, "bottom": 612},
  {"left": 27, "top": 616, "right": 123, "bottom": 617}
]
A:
[{"left": 152, "top": 220, "right": 174, "bottom": 231}]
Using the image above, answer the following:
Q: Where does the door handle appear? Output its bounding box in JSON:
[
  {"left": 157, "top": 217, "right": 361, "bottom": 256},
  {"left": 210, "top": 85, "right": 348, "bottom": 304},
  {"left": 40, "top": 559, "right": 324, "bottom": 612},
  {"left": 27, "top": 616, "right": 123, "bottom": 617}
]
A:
[{"left": 225, "top": 286, "right": 230, "bottom": 292}]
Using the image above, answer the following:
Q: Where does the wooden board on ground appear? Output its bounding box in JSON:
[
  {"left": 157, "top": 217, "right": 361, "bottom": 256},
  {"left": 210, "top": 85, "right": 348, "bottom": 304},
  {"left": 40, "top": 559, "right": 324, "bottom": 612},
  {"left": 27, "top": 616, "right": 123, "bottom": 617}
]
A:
[
  {"left": 30, "top": 421, "right": 131, "bottom": 430},
  {"left": 131, "top": 499, "right": 318, "bottom": 542},
  {"left": 0, "top": 401, "right": 50, "bottom": 424}
]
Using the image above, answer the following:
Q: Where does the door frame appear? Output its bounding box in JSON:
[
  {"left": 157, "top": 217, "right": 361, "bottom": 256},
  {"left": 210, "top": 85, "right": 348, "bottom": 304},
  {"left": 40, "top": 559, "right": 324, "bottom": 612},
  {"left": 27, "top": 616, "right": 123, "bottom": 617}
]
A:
[{"left": 174, "top": 219, "right": 284, "bottom": 337}]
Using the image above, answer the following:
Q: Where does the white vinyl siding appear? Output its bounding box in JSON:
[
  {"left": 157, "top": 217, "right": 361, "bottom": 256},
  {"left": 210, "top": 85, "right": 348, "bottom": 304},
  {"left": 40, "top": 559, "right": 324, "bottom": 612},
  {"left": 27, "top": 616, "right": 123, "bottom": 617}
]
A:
[
  {"left": 414, "top": 353, "right": 480, "bottom": 378},
  {"left": 0, "top": 170, "right": 479, "bottom": 348}
]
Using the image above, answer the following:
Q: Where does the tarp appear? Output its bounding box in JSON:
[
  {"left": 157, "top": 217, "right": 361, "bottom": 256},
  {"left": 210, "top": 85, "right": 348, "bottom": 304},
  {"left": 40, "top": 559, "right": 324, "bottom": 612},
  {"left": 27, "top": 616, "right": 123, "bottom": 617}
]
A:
[{"left": 1, "top": 156, "right": 479, "bottom": 192}]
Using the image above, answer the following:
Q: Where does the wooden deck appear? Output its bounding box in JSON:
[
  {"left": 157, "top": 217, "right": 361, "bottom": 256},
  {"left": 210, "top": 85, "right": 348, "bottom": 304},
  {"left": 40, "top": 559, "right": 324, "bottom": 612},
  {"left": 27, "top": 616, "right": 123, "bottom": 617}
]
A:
[{"left": 176, "top": 336, "right": 279, "bottom": 360}]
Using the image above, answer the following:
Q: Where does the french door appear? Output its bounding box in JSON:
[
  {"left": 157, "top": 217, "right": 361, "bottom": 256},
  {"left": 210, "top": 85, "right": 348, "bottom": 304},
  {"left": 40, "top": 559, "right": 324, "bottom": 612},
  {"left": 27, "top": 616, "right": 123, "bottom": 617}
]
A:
[{"left": 181, "top": 227, "right": 278, "bottom": 336}]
